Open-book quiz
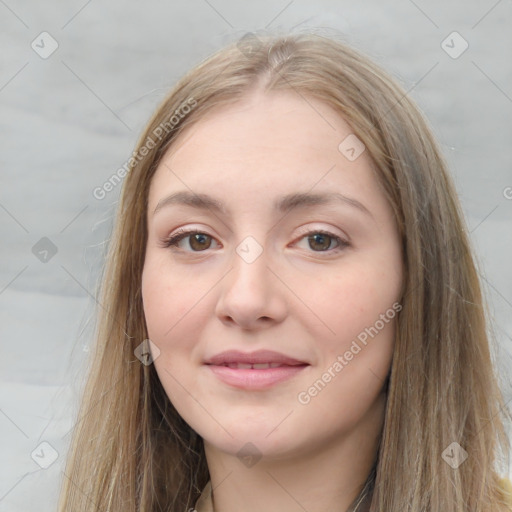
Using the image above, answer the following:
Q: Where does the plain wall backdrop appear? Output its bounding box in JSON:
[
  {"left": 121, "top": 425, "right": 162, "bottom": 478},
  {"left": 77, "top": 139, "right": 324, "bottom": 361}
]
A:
[{"left": 1, "top": 1, "right": 511, "bottom": 510}]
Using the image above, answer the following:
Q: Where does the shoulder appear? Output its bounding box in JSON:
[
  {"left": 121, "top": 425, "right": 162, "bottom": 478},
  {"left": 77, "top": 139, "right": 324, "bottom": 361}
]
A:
[{"left": 498, "top": 477, "right": 512, "bottom": 509}]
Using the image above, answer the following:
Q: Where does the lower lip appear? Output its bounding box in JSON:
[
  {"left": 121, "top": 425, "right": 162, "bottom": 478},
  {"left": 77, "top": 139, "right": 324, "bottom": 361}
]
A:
[{"left": 206, "top": 364, "right": 308, "bottom": 390}]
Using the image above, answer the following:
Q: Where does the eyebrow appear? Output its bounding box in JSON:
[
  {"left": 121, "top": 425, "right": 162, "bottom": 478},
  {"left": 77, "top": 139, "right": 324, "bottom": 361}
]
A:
[{"left": 152, "top": 190, "right": 373, "bottom": 218}]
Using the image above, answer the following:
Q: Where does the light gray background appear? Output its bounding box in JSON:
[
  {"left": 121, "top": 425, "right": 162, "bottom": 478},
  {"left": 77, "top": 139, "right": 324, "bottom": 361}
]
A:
[{"left": 1, "top": 1, "right": 511, "bottom": 510}]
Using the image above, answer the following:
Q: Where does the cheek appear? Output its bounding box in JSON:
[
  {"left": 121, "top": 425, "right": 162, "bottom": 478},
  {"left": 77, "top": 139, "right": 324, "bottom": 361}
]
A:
[
  {"left": 298, "top": 276, "right": 397, "bottom": 427},
  {"left": 141, "top": 260, "right": 210, "bottom": 408},
  {"left": 297, "top": 258, "right": 400, "bottom": 395},
  {"left": 141, "top": 255, "right": 210, "bottom": 341},
  {"left": 305, "top": 266, "right": 398, "bottom": 339}
]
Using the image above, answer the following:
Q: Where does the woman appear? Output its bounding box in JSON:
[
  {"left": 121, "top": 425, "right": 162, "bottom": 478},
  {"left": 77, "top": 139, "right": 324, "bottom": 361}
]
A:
[{"left": 58, "top": 32, "right": 512, "bottom": 511}]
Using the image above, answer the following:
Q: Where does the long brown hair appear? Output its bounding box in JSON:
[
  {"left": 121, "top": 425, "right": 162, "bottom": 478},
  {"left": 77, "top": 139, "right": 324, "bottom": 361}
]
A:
[{"left": 57, "top": 32, "right": 511, "bottom": 511}]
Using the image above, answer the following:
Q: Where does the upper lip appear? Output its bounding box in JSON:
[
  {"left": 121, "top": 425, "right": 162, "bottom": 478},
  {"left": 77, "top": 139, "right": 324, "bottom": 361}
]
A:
[{"left": 204, "top": 350, "right": 308, "bottom": 366}]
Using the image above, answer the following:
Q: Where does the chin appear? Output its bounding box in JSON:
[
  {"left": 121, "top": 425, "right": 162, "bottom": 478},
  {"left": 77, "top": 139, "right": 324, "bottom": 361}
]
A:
[{"left": 202, "top": 424, "right": 300, "bottom": 461}]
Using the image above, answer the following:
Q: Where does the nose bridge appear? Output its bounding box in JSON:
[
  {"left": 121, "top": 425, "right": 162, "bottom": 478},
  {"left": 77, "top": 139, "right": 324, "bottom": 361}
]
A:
[
  {"left": 215, "top": 234, "right": 287, "bottom": 326},
  {"left": 227, "top": 235, "right": 270, "bottom": 299}
]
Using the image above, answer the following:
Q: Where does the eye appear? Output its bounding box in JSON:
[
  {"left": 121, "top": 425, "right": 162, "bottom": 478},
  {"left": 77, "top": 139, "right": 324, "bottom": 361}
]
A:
[
  {"left": 294, "top": 230, "right": 349, "bottom": 253},
  {"left": 161, "top": 228, "right": 349, "bottom": 254},
  {"left": 162, "top": 229, "right": 219, "bottom": 252}
]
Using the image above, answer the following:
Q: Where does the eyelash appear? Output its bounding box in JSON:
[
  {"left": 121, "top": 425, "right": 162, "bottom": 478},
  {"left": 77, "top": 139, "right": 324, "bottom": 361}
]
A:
[{"left": 161, "top": 228, "right": 350, "bottom": 255}]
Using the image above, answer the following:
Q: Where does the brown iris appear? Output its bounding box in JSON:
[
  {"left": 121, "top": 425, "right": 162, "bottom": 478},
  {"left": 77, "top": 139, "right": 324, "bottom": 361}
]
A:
[
  {"left": 308, "top": 233, "right": 333, "bottom": 251},
  {"left": 189, "top": 233, "right": 212, "bottom": 251}
]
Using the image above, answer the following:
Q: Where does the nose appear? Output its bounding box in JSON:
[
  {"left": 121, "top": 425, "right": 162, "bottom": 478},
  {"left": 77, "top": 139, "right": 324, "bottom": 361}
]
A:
[{"left": 215, "top": 243, "right": 288, "bottom": 330}]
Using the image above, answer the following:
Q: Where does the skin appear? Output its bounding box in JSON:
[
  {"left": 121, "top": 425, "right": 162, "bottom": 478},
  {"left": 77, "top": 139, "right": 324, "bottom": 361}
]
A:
[{"left": 142, "top": 90, "right": 403, "bottom": 512}]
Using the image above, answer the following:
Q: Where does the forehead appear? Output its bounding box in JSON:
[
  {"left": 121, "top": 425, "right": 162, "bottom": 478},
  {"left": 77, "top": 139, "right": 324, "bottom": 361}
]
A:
[
  {"left": 166, "top": 91, "right": 355, "bottom": 162},
  {"left": 148, "top": 91, "right": 381, "bottom": 212}
]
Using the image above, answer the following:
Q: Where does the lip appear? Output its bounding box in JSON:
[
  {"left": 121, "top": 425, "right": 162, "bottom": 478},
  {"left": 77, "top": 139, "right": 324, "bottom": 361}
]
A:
[
  {"left": 204, "top": 349, "right": 307, "bottom": 366},
  {"left": 204, "top": 350, "right": 309, "bottom": 390}
]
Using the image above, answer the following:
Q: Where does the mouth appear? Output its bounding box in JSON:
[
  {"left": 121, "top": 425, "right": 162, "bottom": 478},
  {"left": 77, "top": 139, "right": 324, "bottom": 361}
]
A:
[
  {"left": 213, "top": 362, "right": 304, "bottom": 370},
  {"left": 204, "top": 349, "right": 308, "bottom": 366},
  {"left": 204, "top": 350, "right": 309, "bottom": 390}
]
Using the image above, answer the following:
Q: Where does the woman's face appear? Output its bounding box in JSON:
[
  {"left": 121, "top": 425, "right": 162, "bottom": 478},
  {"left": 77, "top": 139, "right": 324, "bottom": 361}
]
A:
[{"left": 142, "top": 91, "right": 403, "bottom": 460}]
